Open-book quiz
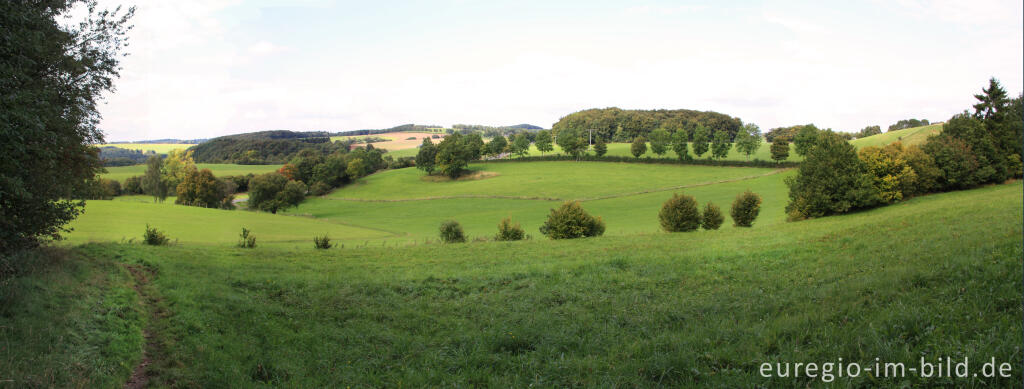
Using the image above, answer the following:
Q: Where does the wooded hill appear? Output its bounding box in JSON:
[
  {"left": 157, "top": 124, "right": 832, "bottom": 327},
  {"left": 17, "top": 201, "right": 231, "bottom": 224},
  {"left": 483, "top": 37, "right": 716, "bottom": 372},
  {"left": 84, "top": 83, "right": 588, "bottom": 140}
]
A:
[{"left": 551, "top": 107, "right": 743, "bottom": 142}]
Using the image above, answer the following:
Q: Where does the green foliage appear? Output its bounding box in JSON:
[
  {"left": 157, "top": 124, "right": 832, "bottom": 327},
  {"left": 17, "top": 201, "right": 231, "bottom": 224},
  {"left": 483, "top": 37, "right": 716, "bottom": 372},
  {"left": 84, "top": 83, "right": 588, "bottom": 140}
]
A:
[
  {"left": 922, "top": 133, "right": 983, "bottom": 190},
  {"left": 858, "top": 144, "right": 918, "bottom": 204},
  {"left": 711, "top": 130, "right": 732, "bottom": 160},
  {"left": 511, "top": 133, "right": 531, "bottom": 158},
  {"left": 785, "top": 131, "right": 876, "bottom": 220},
  {"left": 540, "top": 202, "right": 605, "bottom": 239},
  {"left": 671, "top": 130, "right": 690, "bottom": 160},
  {"left": 162, "top": 150, "right": 197, "bottom": 191},
  {"left": 551, "top": 107, "right": 743, "bottom": 143},
  {"left": 435, "top": 132, "right": 472, "bottom": 178},
  {"left": 487, "top": 135, "right": 509, "bottom": 156},
  {"left": 733, "top": 123, "right": 762, "bottom": 160},
  {"left": 313, "top": 234, "right": 332, "bottom": 249},
  {"left": 248, "top": 173, "right": 307, "bottom": 214},
  {"left": 0, "top": 1, "right": 134, "bottom": 254},
  {"left": 175, "top": 168, "right": 234, "bottom": 209},
  {"left": 792, "top": 125, "right": 821, "bottom": 156},
  {"left": 237, "top": 228, "right": 256, "bottom": 248},
  {"left": 700, "top": 202, "right": 724, "bottom": 230},
  {"left": 555, "top": 128, "right": 587, "bottom": 159},
  {"left": 769, "top": 139, "right": 790, "bottom": 162},
  {"left": 346, "top": 158, "right": 366, "bottom": 179},
  {"left": 691, "top": 125, "right": 710, "bottom": 158},
  {"left": 630, "top": 137, "right": 648, "bottom": 158},
  {"left": 311, "top": 154, "right": 349, "bottom": 187},
  {"left": 648, "top": 128, "right": 670, "bottom": 156},
  {"left": 439, "top": 220, "right": 466, "bottom": 243},
  {"left": 592, "top": 138, "right": 608, "bottom": 157},
  {"left": 534, "top": 130, "right": 554, "bottom": 154},
  {"left": 122, "top": 176, "right": 144, "bottom": 195},
  {"left": 658, "top": 193, "right": 700, "bottom": 232},
  {"left": 494, "top": 218, "right": 526, "bottom": 241},
  {"left": 309, "top": 181, "right": 331, "bottom": 196},
  {"left": 730, "top": 190, "right": 762, "bottom": 227},
  {"left": 887, "top": 119, "right": 929, "bottom": 132},
  {"left": 858, "top": 125, "right": 882, "bottom": 138},
  {"left": 143, "top": 224, "right": 170, "bottom": 246},
  {"left": 464, "top": 133, "right": 486, "bottom": 161},
  {"left": 142, "top": 155, "right": 169, "bottom": 203}
]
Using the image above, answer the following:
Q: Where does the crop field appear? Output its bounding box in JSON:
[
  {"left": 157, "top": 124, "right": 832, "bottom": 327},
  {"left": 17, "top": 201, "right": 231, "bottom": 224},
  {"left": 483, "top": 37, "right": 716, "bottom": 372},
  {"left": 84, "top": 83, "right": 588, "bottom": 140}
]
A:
[
  {"left": 850, "top": 124, "right": 943, "bottom": 148},
  {"left": 100, "top": 163, "right": 283, "bottom": 182},
  {"left": 331, "top": 132, "right": 447, "bottom": 151},
  {"left": 7, "top": 181, "right": 1020, "bottom": 387},
  {"left": 100, "top": 143, "right": 194, "bottom": 154}
]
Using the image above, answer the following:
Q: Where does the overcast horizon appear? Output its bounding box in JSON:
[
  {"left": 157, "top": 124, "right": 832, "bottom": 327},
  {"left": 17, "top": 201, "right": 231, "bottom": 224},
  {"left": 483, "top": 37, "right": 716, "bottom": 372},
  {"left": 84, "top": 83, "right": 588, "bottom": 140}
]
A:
[{"left": 92, "top": 0, "right": 1024, "bottom": 142}]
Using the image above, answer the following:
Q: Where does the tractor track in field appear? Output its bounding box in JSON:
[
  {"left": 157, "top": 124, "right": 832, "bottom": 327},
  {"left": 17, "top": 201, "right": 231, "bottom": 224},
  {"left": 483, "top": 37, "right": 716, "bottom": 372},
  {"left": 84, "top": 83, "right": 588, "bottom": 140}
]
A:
[
  {"left": 321, "top": 168, "right": 792, "bottom": 203},
  {"left": 124, "top": 264, "right": 166, "bottom": 389}
]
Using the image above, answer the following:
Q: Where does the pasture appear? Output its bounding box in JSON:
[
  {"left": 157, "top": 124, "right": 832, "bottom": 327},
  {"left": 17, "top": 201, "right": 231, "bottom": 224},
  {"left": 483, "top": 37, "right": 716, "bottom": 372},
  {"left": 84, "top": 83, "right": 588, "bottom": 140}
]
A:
[
  {"left": 850, "top": 123, "right": 943, "bottom": 148},
  {"left": 101, "top": 143, "right": 194, "bottom": 154},
  {"left": 100, "top": 163, "right": 283, "bottom": 182},
  {"left": 7, "top": 181, "right": 1020, "bottom": 387}
]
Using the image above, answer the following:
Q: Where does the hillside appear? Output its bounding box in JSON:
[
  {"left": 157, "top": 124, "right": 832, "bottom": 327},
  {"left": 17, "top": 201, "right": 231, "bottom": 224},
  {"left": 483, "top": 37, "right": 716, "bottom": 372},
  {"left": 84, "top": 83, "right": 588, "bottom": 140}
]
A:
[
  {"left": 850, "top": 123, "right": 943, "bottom": 148},
  {"left": 6, "top": 182, "right": 1020, "bottom": 386}
]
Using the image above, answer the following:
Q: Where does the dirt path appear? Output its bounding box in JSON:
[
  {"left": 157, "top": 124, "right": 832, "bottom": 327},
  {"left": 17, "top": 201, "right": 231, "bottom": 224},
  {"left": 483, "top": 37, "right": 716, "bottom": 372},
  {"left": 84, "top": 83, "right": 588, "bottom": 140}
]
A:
[
  {"left": 124, "top": 265, "right": 161, "bottom": 389},
  {"left": 324, "top": 168, "right": 792, "bottom": 203}
]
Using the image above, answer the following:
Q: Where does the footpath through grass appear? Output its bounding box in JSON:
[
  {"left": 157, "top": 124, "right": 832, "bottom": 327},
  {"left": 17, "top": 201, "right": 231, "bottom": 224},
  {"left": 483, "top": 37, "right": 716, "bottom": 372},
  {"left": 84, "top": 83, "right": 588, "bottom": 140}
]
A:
[{"left": 9, "top": 181, "right": 1017, "bottom": 387}]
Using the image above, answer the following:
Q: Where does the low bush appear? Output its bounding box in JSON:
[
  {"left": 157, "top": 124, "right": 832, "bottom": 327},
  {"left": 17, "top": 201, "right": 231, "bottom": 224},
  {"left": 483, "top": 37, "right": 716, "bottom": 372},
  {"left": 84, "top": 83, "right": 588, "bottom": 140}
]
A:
[
  {"left": 658, "top": 193, "right": 701, "bottom": 232},
  {"left": 143, "top": 224, "right": 170, "bottom": 246},
  {"left": 730, "top": 190, "right": 762, "bottom": 227},
  {"left": 237, "top": 228, "right": 256, "bottom": 248},
  {"left": 313, "top": 234, "right": 332, "bottom": 249},
  {"left": 701, "top": 202, "right": 724, "bottom": 230},
  {"left": 540, "top": 202, "right": 605, "bottom": 239},
  {"left": 494, "top": 218, "right": 526, "bottom": 241},
  {"left": 309, "top": 182, "right": 331, "bottom": 196},
  {"left": 439, "top": 220, "right": 466, "bottom": 243}
]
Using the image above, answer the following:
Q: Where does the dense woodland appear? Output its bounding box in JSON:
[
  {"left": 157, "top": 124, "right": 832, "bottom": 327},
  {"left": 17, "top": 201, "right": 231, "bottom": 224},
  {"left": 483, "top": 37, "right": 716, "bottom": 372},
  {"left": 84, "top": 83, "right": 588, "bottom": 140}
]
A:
[
  {"left": 551, "top": 107, "right": 743, "bottom": 142},
  {"left": 98, "top": 146, "right": 159, "bottom": 166},
  {"left": 188, "top": 131, "right": 346, "bottom": 164}
]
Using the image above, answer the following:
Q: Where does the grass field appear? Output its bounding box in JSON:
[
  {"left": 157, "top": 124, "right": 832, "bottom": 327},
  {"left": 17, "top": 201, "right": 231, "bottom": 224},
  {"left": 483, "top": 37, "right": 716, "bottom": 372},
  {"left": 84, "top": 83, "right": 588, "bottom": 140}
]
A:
[
  {"left": 101, "top": 163, "right": 283, "bottom": 182},
  {"left": 388, "top": 141, "right": 803, "bottom": 162},
  {"left": 6, "top": 181, "right": 1020, "bottom": 386},
  {"left": 850, "top": 124, "right": 943, "bottom": 148},
  {"left": 101, "top": 143, "right": 194, "bottom": 154}
]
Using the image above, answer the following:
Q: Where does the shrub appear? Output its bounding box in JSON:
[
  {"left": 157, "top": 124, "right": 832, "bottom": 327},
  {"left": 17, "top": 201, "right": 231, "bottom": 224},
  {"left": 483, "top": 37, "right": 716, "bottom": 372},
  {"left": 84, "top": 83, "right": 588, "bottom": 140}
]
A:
[
  {"left": 785, "top": 131, "right": 876, "bottom": 220},
  {"left": 439, "top": 220, "right": 466, "bottom": 243},
  {"left": 630, "top": 136, "right": 648, "bottom": 158},
  {"left": 143, "top": 224, "right": 170, "bottom": 246},
  {"left": 309, "top": 181, "right": 331, "bottom": 196},
  {"left": 539, "top": 202, "right": 605, "bottom": 239},
  {"left": 313, "top": 234, "right": 332, "bottom": 249},
  {"left": 730, "top": 190, "right": 762, "bottom": 227},
  {"left": 658, "top": 193, "right": 701, "bottom": 232},
  {"left": 701, "top": 202, "right": 724, "bottom": 230},
  {"left": 237, "top": 228, "right": 256, "bottom": 248},
  {"left": 494, "top": 217, "right": 526, "bottom": 241},
  {"left": 858, "top": 144, "right": 918, "bottom": 204}
]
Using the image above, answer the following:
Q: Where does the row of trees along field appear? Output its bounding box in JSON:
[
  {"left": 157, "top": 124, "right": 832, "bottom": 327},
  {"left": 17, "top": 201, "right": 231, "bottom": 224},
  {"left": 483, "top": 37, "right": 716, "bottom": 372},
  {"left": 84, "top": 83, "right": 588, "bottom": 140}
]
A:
[{"left": 786, "top": 78, "right": 1022, "bottom": 220}]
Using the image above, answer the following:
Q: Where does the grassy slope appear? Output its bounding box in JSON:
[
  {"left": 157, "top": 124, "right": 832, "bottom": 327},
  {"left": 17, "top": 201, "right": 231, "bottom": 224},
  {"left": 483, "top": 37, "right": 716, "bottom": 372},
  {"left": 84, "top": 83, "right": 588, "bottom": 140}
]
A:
[
  {"left": 46, "top": 181, "right": 1021, "bottom": 387},
  {"left": 0, "top": 248, "right": 144, "bottom": 387},
  {"left": 101, "top": 143, "right": 193, "bottom": 154},
  {"left": 65, "top": 199, "right": 394, "bottom": 247},
  {"left": 330, "top": 162, "right": 776, "bottom": 201},
  {"left": 101, "top": 164, "right": 283, "bottom": 182},
  {"left": 850, "top": 124, "right": 943, "bottom": 149}
]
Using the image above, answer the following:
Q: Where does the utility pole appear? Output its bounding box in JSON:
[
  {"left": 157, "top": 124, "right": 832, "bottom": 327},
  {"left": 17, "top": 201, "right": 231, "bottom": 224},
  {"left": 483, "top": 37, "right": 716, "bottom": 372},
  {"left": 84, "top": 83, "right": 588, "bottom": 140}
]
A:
[{"left": 587, "top": 129, "right": 595, "bottom": 145}]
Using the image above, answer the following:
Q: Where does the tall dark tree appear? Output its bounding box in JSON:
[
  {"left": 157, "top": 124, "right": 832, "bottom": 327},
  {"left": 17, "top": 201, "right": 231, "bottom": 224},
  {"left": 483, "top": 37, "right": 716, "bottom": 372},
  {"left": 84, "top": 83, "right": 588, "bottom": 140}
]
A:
[
  {"left": 711, "top": 130, "right": 731, "bottom": 160},
  {"left": 1, "top": 1, "right": 134, "bottom": 253},
  {"left": 973, "top": 77, "right": 1009, "bottom": 120},
  {"left": 770, "top": 138, "right": 790, "bottom": 162},
  {"left": 785, "top": 131, "right": 876, "bottom": 220},
  {"left": 593, "top": 137, "right": 608, "bottom": 157}
]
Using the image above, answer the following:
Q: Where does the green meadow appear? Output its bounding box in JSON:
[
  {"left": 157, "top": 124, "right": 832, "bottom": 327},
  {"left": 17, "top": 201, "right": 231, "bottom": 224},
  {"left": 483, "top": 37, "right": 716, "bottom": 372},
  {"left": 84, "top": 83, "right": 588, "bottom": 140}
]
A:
[
  {"left": 850, "top": 123, "right": 943, "bottom": 148},
  {"left": 6, "top": 181, "right": 1020, "bottom": 387},
  {"left": 101, "top": 163, "right": 283, "bottom": 182}
]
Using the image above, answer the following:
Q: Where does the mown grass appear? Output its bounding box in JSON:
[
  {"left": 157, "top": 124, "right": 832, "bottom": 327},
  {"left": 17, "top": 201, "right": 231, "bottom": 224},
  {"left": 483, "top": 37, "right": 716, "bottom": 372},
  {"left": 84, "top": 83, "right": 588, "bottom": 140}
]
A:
[
  {"left": 0, "top": 248, "right": 144, "bottom": 387},
  {"left": 51, "top": 181, "right": 1022, "bottom": 387},
  {"left": 850, "top": 124, "right": 943, "bottom": 149},
  {"left": 101, "top": 163, "right": 283, "bottom": 183}
]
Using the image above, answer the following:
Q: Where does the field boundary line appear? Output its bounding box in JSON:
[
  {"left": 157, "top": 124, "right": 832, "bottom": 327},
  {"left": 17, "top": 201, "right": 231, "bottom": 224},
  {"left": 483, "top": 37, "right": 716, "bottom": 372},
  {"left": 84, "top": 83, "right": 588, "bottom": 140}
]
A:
[{"left": 323, "top": 168, "right": 791, "bottom": 203}]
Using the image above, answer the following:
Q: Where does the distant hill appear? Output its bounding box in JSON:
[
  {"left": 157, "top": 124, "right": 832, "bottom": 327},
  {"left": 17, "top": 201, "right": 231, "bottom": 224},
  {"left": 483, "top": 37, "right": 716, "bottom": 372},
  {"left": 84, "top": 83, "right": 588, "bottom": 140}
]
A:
[
  {"left": 107, "top": 138, "right": 206, "bottom": 144},
  {"left": 188, "top": 130, "right": 344, "bottom": 164},
  {"left": 850, "top": 123, "right": 943, "bottom": 149}
]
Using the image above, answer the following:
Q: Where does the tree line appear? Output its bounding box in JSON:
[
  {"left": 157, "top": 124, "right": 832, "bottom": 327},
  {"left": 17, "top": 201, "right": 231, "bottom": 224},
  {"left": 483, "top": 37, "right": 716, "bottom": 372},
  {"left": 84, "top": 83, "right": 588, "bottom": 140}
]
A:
[{"left": 551, "top": 107, "right": 744, "bottom": 143}]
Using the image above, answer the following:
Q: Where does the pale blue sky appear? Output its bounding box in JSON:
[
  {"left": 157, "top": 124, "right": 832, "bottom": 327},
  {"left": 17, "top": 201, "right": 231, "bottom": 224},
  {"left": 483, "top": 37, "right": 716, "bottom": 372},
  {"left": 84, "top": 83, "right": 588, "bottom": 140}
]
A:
[{"left": 95, "top": 0, "right": 1023, "bottom": 141}]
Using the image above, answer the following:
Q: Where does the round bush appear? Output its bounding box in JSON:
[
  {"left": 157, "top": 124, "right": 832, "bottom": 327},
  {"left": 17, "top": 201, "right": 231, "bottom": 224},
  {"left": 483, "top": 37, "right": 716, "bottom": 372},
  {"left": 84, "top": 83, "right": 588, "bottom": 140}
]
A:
[
  {"left": 730, "top": 190, "right": 762, "bottom": 227},
  {"left": 495, "top": 217, "right": 526, "bottom": 241},
  {"left": 658, "top": 193, "right": 700, "bottom": 232},
  {"left": 540, "top": 202, "right": 605, "bottom": 239},
  {"left": 701, "top": 202, "right": 724, "bottom": 230},
  {"left": 439, "top": 220, "right": 466, "bottom": 243}
]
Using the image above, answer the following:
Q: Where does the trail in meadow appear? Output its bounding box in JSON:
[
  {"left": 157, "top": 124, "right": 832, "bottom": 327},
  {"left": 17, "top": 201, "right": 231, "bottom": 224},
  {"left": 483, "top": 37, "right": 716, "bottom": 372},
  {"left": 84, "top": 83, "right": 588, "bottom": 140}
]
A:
[{"left": 124, "top": 264, "right": 163, "bottom": 389}]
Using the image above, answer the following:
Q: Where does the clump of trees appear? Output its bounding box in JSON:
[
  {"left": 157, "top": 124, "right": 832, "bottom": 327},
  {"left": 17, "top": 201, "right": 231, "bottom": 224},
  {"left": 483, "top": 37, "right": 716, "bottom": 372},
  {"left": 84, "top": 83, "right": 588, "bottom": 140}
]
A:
[
  {"left": 247, "top": 172, "right": 307, "bottom": 214},
  {"left": 888, "top": 118, "right": 930, "bottom": 132},
  {"left": 551, "top": 107, "right": 743, "bottom": 143},
  {"left": 540, "top": 202, "right": 605, "bottom": 239},
  {"left": 176, "top": 168, "right": 236, "bottom": 209},
  {"left": 785, "top": 78, "right": 1022, "bottom": 221}
]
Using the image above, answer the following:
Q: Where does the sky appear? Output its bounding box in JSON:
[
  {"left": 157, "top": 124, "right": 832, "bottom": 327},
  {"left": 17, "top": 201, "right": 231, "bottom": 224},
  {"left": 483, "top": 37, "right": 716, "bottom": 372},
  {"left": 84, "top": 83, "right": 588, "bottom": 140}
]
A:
[{"left": 90, "top": 0, "right": 1024, "bottom": 141}]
